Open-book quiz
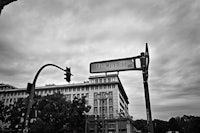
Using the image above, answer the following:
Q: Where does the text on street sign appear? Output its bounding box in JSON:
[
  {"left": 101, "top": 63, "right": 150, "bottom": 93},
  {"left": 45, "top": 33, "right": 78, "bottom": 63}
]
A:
[{"left": 90, "top": 57, "right": 142, "bottom": 73}]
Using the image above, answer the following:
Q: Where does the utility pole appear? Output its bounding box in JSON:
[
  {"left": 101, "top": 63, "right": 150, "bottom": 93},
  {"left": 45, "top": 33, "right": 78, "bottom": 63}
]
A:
[{"left": 140, "top": 44, "right": 154, "bottom": 133}]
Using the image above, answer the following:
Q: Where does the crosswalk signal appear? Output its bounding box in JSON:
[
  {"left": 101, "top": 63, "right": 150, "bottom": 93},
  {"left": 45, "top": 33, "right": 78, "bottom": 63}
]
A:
[{"left": 64, "top": 67, "right": 71, "bottom": 82}]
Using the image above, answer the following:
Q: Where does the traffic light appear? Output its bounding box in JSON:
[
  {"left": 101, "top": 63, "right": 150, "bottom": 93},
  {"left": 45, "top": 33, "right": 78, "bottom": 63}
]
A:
[
  {"left": 26, "top": 83, "right": 32, "bottom": 94},
  {"left": 64, "top": 67, "right": 71, "bottom": 82}
]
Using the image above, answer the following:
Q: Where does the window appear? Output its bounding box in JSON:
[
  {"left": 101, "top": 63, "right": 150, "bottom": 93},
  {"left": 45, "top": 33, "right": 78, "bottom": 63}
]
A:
[
  {"left": 99, "top": 107, "right": 102, "bottom": 115},
  {"left": 104, "top": 78, "right": 106, "bottom": 83},
  {"left": 101, "top": 92, "right": 107, "bottom": 98},
  {"left": 86, "top": 87, "right": 89, "bottom": 91},
  {"left": 73, "top": 88, "right": 76, "bottom": 92},
  {"left": 66, "top": 94, "right": 71, "bottom": 101},
  {"left": 81, "top": 93, "right": 84, "bottom": 97},
  {"left": 94, "top": 92, "right": 98, "bottom": 99},
  {"left": 103, "top": 107, "right": 107, "bottom": 114},
  {"left": 95, "top": 86, "right": 98, "bottom": 90},
  {"left": 77, "top": 88, "right": 80, "bottom": 91},
  {"left": 91, "top": 86, "right": 94, "bottom": 90},
  {"left": 120, "top": 103, "right": 125, "bottom": 110},
  {"left": 109, "top": 99, "right": 113, "bottom": 105},
  {"left": 82, "top": 87, "right": 84, "bottom": 91},
  {"left": 109, "top": 114, "right": 113, "bottom": 118},
  {"left": 109, "top": 106, "right": 113, "bottom": 113},
  {"left": 109, "top": 91, "right": 113, "bottom": 97},
  {"left": 112, "top": 85, "right": 115, "bottom": 88},
  {"left": 94, "top": 107, "right": 98, "bottom": 114},
  {"left": 86, "top": 93, "right": 89, "bottom": 98},
  {"left": 77, "top": 94, "right": 80, "bottom": 98},
  {"left": 101, "top": 99, "right": 107, "bottom": 106},
  {"left": 94, "top": 100, "right": 98, "bottom": 106},
  {"left": 108, "top": 77, "right": 111, "bottom": 82},
  {"left": 120, "top": 95, "right": 124, "bottom": 104},
  {"left": 99, "top": 78, "right": 102, "bottom": 83},
  {"left": 99, "top": 85, "right": 102, "bottom": 89},
  {"left": 111, "top": 77, "right": 115, "bottom": 82}
]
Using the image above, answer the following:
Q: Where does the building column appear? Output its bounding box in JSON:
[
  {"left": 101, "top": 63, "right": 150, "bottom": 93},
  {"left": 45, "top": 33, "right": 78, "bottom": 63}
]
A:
[
  {"left": 116, "top": 120, "right": 119, "bottom": 133},
  {"left": 126, "top": 120, "right": 131, "bottom": 133}
]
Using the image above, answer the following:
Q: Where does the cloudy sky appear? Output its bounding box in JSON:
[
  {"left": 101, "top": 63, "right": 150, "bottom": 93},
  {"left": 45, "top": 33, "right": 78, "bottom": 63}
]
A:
[{"left": 0, "top": 0, "right": 200, "bottom": 121}]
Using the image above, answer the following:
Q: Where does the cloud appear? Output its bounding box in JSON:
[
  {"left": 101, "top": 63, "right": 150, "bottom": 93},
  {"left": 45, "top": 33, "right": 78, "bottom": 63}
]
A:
[{"left": 0, "top": 0, "right": 200, "bottom": 120}]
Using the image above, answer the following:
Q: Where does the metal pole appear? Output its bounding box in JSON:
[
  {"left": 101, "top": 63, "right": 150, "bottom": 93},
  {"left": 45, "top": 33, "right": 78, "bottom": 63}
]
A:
[
  {"left": 23, "top": 64, "right": 67, "bottom": 133},
  {"left": 23, "top": 83, "right": 35, "bottom": 133},
  {"left": 85, "top": 117, "right": 87, "bottom": 133},
  {"left": 140, "top": 52, "right": 154, "bottom": 133}
]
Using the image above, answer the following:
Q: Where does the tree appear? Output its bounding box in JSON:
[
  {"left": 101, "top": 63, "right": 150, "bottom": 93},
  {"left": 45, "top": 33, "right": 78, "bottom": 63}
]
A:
[
  {"left": 169, "top": 117, "right": 180, "bottom": 133},
  {"left": 0, "top": 100, "right": 9, "bottom": 131},
  {"left": 133, "top": 119, "right": 148, "bottom": 133},
  {"left": 29, "top": 93, "right": 91, "bottom": 133},
  {"left": 7, "top": 98, "right": 28, "bottom": 131},
  {"left": 3, "top": 93, "right": 91, "bottom": 133},
  {"left": 0, "top": 0, "right": 17, "bottom": 14},
  {"left": 68, "top": 96, "right": 91, "bottom": 133},
  {"left": 30, "top": 93, "right": 71, "bottom": 133},
  {"left": 153, "top": 119, "right": 168, "bottom": 133}
]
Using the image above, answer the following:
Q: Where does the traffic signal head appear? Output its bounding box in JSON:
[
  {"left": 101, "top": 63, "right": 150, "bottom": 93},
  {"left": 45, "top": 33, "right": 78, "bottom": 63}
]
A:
[
  {"left": 26, "top": 83, "right": 32, "bottom": 94},
  {"left": 64, "top": 67, "right": 71, "bottom": 82}
]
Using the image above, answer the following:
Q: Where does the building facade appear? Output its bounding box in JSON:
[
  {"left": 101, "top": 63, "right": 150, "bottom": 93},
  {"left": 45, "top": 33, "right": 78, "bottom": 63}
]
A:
[
  {"left": 0, "top": 74, "right": 129, "bottom": 118},
  {"left": 0, "top": 74, "right": 137, "bottom": 132}
]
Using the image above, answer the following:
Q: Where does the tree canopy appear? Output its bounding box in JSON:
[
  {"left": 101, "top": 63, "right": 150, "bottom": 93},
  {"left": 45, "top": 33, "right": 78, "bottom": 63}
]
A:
[{"left": 1, "top": 92, "right": 91, "bottom": 133}]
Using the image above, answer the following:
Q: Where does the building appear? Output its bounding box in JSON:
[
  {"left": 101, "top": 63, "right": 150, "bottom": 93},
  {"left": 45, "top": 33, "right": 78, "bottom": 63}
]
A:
[
  {"left": 1, "top": 74, "right": 129, "bottom": 118},
  {"left": 0, "top": 83, "right": 17, "bottom": 91},
  {"left": 0, "top": 74, "right": 137, "bottom": 132}
]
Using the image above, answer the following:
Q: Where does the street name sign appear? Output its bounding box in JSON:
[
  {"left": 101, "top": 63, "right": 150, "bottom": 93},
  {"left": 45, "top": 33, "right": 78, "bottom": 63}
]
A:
[{"left": 90, "top": 56, "right": 142, "bottom": 73}]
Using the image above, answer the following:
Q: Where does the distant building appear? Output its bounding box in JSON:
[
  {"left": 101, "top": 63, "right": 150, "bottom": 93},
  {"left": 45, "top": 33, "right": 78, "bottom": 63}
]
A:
[
  {"left": 0, "top": 83, "right": 17, "bottom": 91},
  {"left": 0, "top": 74, "right": 137, "bottom": 132}
]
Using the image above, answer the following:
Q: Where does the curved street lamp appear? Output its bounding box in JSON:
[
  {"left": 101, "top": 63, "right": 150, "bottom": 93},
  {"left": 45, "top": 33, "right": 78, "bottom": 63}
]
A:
[{"left": 23, "top": 64, "right": 72, "bottom": 133}]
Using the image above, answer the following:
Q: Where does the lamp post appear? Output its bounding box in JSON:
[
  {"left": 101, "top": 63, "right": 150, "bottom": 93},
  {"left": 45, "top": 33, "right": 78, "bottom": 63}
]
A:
[{"left": 23, "top": 64, "right": 71, "bottom": 133}]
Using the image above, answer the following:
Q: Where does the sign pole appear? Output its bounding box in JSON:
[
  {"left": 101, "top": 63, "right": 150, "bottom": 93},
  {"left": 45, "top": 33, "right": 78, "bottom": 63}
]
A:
[
  {"left": 90, "top": 43, "right": 154, "bottom": 133},
  {"left": 140, "top": 44, "right": 154, "bottom": 133}
]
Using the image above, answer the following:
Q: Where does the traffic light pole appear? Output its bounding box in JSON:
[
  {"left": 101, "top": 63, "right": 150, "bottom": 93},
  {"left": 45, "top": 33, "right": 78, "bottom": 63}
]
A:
[
  {"left": 23, "top": 64, "right": 70, "bottom": 133},
  {"left": 140, "top": 51, "right": 154, "bottom": 133}
]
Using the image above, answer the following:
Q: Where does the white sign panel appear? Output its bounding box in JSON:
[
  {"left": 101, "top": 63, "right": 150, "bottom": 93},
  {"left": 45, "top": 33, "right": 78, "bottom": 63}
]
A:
[{"left": 90, "top": 57, "right": 141, "bottom": 73}]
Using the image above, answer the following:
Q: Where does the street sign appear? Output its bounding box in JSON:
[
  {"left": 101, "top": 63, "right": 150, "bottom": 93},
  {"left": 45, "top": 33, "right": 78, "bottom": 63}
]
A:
[
  {"left": 90, "top": 56, "right": 142, "bottom": 73},
  {"left": 90, "top": 43, "right": 154, "bottom": 133}
]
